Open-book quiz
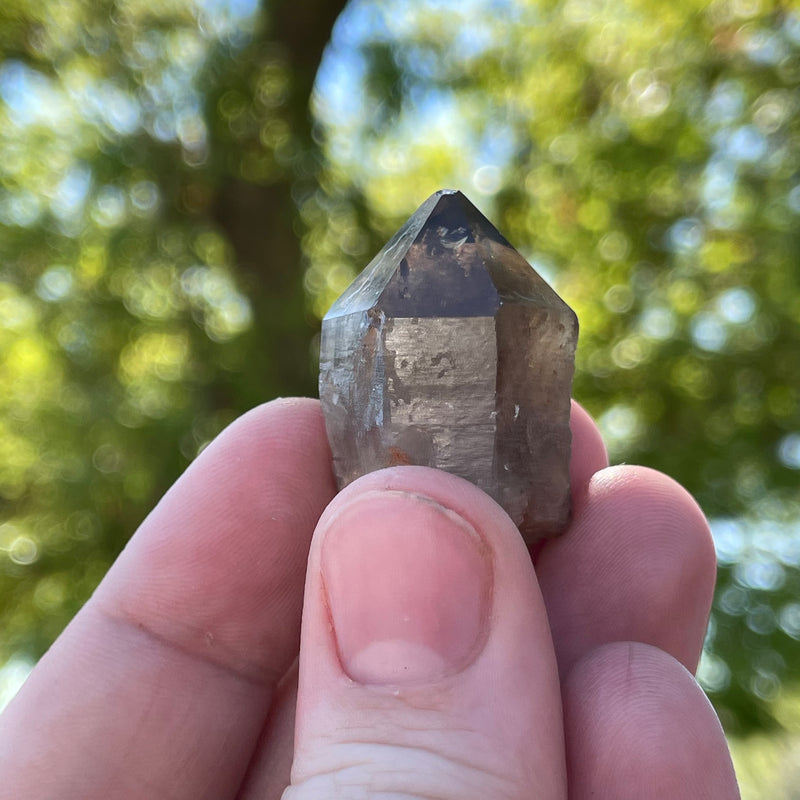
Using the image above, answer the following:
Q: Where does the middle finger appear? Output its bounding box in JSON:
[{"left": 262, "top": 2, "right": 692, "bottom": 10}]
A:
[{"left": 537, "top": 452, "right": 717, "bottom": 678}]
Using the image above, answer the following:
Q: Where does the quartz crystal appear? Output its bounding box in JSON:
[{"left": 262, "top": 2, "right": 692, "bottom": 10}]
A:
[{"left": 319, "top": 189, "right": 578, "bottom": 544}]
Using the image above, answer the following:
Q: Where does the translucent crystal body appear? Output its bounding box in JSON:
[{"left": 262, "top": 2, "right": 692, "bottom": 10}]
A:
[{"left": 319, "top": 189, "right": 578, "bottom": 544}]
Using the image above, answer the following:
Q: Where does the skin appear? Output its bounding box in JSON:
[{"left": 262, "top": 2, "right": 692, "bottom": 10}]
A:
[{"left": 0, "top": 398, "right": 740, "bottom": 799}]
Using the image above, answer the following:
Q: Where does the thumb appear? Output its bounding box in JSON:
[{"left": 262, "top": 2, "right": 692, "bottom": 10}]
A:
[{"left": 284, "top": 467, "right": 566, "bottom": 800}]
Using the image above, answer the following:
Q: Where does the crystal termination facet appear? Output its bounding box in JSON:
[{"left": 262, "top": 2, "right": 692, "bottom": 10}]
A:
[{"left": 319, "top": 189, "right": 578, "bottom": 545}]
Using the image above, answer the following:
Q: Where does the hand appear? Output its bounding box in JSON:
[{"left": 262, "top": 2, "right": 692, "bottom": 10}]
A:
[{"left": 0, "top": 398, "right": 739, "bottom": 798}]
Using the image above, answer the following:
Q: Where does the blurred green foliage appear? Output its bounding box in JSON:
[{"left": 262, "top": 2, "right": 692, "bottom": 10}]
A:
[{"left": 0, "top": 0, "right": 799, "bottom": 743}]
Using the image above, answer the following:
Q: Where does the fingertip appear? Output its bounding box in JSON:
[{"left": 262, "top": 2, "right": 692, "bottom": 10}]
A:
[
  {"left": 319, "top": 487, "right": 493, "bottom": 685},
  {"left": 96, "top": 396, "right": 338, "bottom": 684},
  {"left": 539, "top": 464, "right": 717, "bottom": 676},
  {"left": 564, "top": 642, "right": 739, "bottom": 799},
  {"left": 302, "top": 466, "right": 537, "bottom": 693},
  {"left": 211, "top": 397, "right": 332, "bottom": 476},
  {"left": 291, "top": 467, "right": 566, "bottom": 798},
  {"left": 588, "top": 465, "right": 718, "bottom": 605},
  {"left": 320, "top": 466, "right": 527, "bottom": 553}
]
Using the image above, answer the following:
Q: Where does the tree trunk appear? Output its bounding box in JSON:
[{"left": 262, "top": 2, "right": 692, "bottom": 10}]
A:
[{"left": 213, "top": 0, "right": 350, "bottom": 402}]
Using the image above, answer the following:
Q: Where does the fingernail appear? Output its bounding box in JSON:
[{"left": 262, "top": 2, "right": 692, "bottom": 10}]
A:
[{"left": 320, "top": 490, "right": 493, "bottom": 685}]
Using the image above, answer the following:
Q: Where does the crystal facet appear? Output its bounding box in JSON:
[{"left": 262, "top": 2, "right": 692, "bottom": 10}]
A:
[{"left": 319, "top": 189, "right": 578, "bottom": 544}]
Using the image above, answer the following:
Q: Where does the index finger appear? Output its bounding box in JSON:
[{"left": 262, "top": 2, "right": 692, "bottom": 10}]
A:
[{"left": 0, "top": 398, "right": 336, "bottom": 800}]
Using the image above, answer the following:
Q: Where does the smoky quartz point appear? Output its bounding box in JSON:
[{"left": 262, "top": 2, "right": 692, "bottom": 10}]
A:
[{"left": 319, "top": 189, "right": 578, "bottom": 544}]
